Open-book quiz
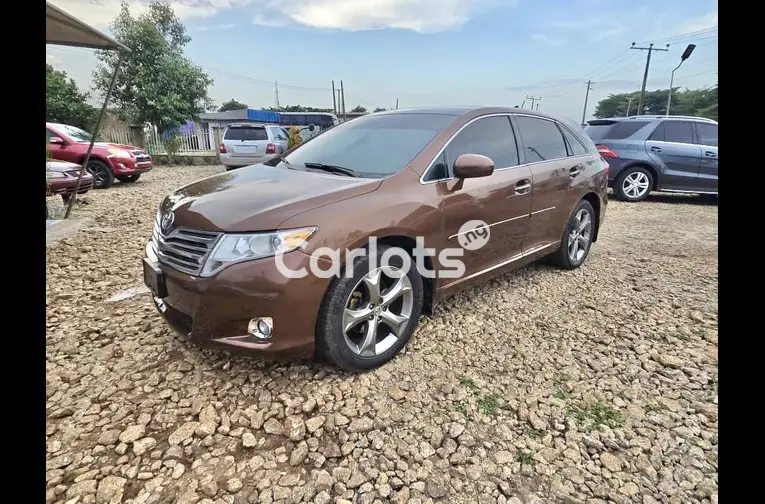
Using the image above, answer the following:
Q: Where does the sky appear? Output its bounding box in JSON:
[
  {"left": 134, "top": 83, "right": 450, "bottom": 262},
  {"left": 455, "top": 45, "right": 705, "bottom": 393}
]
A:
[{"left": 46, "top": 0, "right": 718, "bottom": 123}]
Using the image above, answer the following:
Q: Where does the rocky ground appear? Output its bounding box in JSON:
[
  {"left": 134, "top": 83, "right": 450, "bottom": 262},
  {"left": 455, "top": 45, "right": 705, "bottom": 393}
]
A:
[{"left": 46, "top": 165, "right": 718, "bottom": 504}]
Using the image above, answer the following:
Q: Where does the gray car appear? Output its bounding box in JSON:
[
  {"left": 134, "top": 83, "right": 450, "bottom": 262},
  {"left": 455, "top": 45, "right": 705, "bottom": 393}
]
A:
[
  {"left": 219, "top": 123, "right": 289, "bottom": 170},
  {"left": 584, "top": 115, "right": 718, "bottom": 201}
]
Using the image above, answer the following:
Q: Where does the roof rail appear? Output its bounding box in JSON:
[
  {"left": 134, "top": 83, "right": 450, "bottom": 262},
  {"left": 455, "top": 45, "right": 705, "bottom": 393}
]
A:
[{"left": 626, "top": 115, "right": 717, "bottom": 123}]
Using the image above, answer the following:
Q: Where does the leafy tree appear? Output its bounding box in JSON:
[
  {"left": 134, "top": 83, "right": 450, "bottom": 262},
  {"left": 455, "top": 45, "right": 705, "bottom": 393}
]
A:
[
  {"left": 350, "top": 105, "right": 367, "bottom": 113},
  {"left": 46, "top": 64, "right": 96, "bottom": 129},
  {"left": 219, "top": 99, "right": 248, "bottom": 112},
  {"left": 593, "top": 86, "right": 718, "bottom": 119},
  {"left": 93, "top": 1, "right": 213, "bottom": 132},
  {"left": 373, "top": 107, "right": 387, "bottom": 112}
]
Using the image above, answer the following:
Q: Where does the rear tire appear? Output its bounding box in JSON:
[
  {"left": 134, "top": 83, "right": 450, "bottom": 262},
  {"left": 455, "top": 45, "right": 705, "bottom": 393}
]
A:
[
  {"left": 614, "top": 166, "right": 653, "bottom": 202},
  {"left": 117, "top": 174, "right": 141, "bottom": 183},
  {"left": 550, "top": 200, "right": 596, "bottom": 270},
  {"left": 87, "top": 159, "right": 114, "bottom": 189},
  {"left": 316, "top": 244, "right": 424, "bottom": 372}
]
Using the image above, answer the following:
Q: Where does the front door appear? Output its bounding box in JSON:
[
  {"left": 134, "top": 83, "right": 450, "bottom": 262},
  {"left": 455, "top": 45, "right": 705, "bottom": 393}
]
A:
[
  {"left": 437, "top": 115, "right": 532, "bottom": 281},
  {"left": 645, "top": 120, "right": 702, "bottom": 191},
  {"left": 694, "top": 122, "right": 718, "bottom": 192}
]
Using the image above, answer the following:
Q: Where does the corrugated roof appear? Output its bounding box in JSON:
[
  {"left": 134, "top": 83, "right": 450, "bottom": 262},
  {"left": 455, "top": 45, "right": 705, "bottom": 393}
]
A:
[{"left": 46, "top": 1, "right": 129, "bottom": 51}]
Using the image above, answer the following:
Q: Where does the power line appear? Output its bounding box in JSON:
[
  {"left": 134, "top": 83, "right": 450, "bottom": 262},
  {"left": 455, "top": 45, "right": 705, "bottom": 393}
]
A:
[{"left": 647, "top": 26, "right": 717, "bottom": 44}]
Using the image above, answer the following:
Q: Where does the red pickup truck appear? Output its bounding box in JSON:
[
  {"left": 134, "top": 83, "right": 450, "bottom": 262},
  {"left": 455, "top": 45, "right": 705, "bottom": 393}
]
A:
[{"left": 46, "top": 122, "right": 153, "bottom": 189}]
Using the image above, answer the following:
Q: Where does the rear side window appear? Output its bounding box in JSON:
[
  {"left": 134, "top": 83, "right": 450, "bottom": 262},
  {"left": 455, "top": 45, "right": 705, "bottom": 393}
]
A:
[
  {"left": 515, "top": 116, "right": 569, "bottom": 162},
  {"left": 585, "top": 121, "right": 647, "bottom": 141},
  {"left": 649, "top": 121, "right": 694, "bottom": 144},
  {"left": 560, "top": 126, "right": 588, "bottom": 156},
  {"left": 696, "top": 123, "right": 718, "bottom": 146},
  {"left": 445, "top": 116, "right": 520, "bottom": 170},
  {"left": 269, "top": 127, "right": 287, "bottom": 141},
  {"left": 224, "top": 126, "right": 268, "bottom": 141}
]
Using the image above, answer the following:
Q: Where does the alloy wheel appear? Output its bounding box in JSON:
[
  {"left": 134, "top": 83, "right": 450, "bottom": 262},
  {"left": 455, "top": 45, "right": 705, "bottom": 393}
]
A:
[
  {"left": 342, "top": 267, "right": 414, "bottom": 357},
  {"left": 622, "top": 171, "right": 650, "bottom": 199},
  {"left": 568, "top": 208, "right": 593, "bottom": 263}
]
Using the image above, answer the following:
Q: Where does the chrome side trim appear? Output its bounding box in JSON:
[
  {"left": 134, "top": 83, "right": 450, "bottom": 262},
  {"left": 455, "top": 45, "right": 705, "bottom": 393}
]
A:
[
  {"left": 531, "top": 206, "right": 556, "bottom": 215},
  {"left": 447, "top": 213, "right": 528, "bottom": 240},
  {"left": 659, "top": 189, "right": 718, "bottom": 195},
  {"left": 442, "top": 241, "right": 560, "bottom": 288}
]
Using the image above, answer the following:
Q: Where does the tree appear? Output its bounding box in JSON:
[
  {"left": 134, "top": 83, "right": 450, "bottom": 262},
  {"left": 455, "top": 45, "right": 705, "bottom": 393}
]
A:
[
  {"left": 593, "top": 86, "right": 718, "bottom": 119},
  {"left": 92, "top": 1, "right": 213, "bottom": 131},
  {"left": 350, "top": 105, "right": 367, "bottom": 113},
  {"left": 373, "top": 107, "right": 387, "bottom": 113},
  {"left": 46, "top": 64, "right": 96, "bottom": 129},
  {"left": 219, "top": 99, "right": 248, "bottom": 112}
]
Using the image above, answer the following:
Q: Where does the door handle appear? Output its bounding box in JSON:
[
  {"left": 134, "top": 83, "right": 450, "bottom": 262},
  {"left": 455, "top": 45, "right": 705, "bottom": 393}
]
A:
[
  {"left": 705, "top": 151, "right": 717, "bottom": 158},
  {"left": 569, "top": 165, "right": 583, "bottom": 177},
  {"left": 514, "top": 179, "right": 531, "bottom": 195},
  {"left": 650, "top": 146, "right": 662, "bottom": 153}
]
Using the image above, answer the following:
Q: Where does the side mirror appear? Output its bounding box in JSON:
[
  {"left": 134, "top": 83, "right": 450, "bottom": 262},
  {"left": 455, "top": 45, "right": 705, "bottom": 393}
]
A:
[
  {"left": 308, "top": 123, "right": 315, "bottom": 132},
  {"left": 49, "top": 136, "right": 65, "bottom": 145},
  {"left": 453, "top": 154, "right": 494, "bottom": 179}
]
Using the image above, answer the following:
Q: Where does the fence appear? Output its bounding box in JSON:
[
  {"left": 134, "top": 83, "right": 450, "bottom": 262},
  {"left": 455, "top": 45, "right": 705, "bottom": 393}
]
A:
[{"left": 98, "top": 127, "right": 219, "bottom": 156}]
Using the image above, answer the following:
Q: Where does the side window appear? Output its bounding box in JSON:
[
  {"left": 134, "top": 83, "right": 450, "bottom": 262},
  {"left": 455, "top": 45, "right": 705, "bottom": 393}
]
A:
[
  {"left": 514, "top": 116, "right": 569, "bottom": 162},
  {"left": 559, "top": 125, "right": 588, "bottom": 156},
  {"left": 696, "top": 123, "right": 718, "bottom": 147},
  {"left": 46, "top": 128, "right": 55, "bottom": 140},
  {"left": 648, "top": 122, "right": 665, "bottom": 141},
  {"left": 663, "top": 121, "right": 694, "bottom": 144},
  {"left": 445, "top": 116, "right": 519, "bottom": 170},
  {"left": 427, "top": 152, "right": 449, "bottom": 181}
]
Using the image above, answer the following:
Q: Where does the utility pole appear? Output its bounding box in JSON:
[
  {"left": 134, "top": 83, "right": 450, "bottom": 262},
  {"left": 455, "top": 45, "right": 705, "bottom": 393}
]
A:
[
  {"left": 331, "top": 80, "right": 337, "bottom": 115},
  {"left": 666, "top": 44, "right": 696, "bottom": 116},
  {"left": 535, "top": 102, "right": 540, "bottom": 111},
  {"left": 274, "top": 81, "right": 280, "bottom": 109},
  {"left": 340, "top": 80, "right": 346, "bottom": 121},
  {"left": 581, "top": 80, "right": 594, "bottom": 125},
  {"left": 631, "top": 42, "right": 669, "bottom": 115},
  {"left": 626, "top": 95, "right": 634, "bottom": 116},
  {"left": 395, "top": 98, "right": 399, "bottom": 110},
  {"left": 525, "top": 95, "right": 541, "bottom": 110}
]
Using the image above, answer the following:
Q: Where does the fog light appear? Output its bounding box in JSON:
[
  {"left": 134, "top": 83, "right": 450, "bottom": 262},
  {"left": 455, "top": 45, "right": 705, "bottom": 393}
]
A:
[{"left": 248, "top": 317, "right": 273, "bottom": 340}]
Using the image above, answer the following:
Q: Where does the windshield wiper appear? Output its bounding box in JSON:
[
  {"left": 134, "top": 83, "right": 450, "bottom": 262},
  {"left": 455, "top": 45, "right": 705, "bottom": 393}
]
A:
[{"left": 303, "top": 162, "right": 360, "bottom": 178}]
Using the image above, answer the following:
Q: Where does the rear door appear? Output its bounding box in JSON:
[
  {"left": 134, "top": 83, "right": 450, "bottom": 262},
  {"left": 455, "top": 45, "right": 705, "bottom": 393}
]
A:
[
  {"left": 694, "top": 122, "right": 718, "bottom": 192},
  {"left": 268, "top": 127, "right": 289, "bottom": 153},
  {"left": 222, "top": 125, "right": 271, "bottom": 159},
  {"left": 645, "top": 120, "right": 702, "bottom": 191}
]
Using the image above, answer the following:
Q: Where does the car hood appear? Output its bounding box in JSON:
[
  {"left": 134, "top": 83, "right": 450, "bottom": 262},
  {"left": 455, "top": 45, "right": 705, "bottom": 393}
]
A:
[
  {"left": 78, "top": 142, "right": 143, "bottom": 151},
  {"left": 47, "top": 159, "right": 84, "bottom": 173},
  {"left": 160, "top": 164, "right": 382, "bottom": 232}
]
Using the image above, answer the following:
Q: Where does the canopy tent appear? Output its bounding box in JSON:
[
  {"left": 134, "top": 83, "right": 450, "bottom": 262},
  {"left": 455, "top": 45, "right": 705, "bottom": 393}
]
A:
[{"left": 46, "top": 1, "right": 129, "bottom": 219}]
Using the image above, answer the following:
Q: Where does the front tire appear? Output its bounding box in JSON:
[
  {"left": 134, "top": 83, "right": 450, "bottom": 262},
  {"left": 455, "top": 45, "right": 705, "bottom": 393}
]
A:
[
  {"left": 87, "top": 159, "right": 115, "bottom": 189},
  {"left": 316, "top": 244, "right": 424, "bottom": 371},
  {"left": 614, "top": 166, "right": 653, "bottom": 202},
  {"left": 550, "top": 200, "right": 596, "bottom": 270},
  {"left": 117, "top": 174, "right": 141, "bottom": 183}
]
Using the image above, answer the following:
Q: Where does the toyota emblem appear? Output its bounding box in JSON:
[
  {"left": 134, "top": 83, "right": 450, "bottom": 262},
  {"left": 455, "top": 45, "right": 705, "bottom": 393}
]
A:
[{"left": 160, "top": 211, "right": 175, "bottom": 232}]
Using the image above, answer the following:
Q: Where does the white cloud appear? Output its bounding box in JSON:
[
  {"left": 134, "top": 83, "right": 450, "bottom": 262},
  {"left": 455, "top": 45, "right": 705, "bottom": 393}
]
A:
[
  {"left": 532, "top": 33, "right": 564, "bottom": 47},
  {"left": 676, "top": 11, "right": 717, "bottom": 34}
]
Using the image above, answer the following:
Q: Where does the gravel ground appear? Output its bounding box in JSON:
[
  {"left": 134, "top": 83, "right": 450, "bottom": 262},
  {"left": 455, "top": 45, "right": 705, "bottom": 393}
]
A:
[{"left": 46, "top": 165, "right": 718, "bottom": 504}]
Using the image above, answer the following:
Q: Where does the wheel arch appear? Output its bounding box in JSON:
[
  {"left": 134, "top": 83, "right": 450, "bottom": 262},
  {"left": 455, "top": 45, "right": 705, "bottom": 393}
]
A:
[{"left": 581, "top": 192, "right": 602, "bottom": 243}]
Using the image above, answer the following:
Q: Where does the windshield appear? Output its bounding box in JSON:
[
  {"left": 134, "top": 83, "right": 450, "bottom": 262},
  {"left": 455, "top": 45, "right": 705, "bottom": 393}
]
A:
[
  {"left": 281, "top": 113, "right": 456, "bottom": 178},
  {"left": 55, "top": 124, "right": 93, "bottom": 142}
]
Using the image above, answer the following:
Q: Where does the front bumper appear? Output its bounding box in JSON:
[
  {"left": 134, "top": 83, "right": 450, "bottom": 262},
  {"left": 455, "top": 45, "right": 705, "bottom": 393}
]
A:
[
  {"left": 48, "top": 177, "right": 93, "bottom": 196},
  {"left": 109, "top": 157, "right": 153, "bottom": 175},
  {"left": 145, "top": 249, "right": 332, "bottom": 358}
]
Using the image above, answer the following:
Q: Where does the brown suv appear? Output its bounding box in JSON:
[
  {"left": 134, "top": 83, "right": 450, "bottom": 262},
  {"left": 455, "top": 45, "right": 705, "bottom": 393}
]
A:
[{"left": 144, "top": 107, "right": 608, "bottom": 371}]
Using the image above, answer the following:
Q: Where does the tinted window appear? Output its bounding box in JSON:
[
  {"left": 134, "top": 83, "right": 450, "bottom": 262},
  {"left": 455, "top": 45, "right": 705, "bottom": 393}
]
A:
[
  {"left": 652, "top": 121, "right": 694, "bottom": 144},
  {"left": 445, "top": 116, "right": 519, "bottom": 170},
  {"left": 560, "top": 126, "right": 588, "bottom": 156},
  {"left": 515, "top": 116, "right": 568, "bottom": 162},
  {"left": 281, "top": 113, "right": 454, "bottom": 178},
  {"left": 603, "top": 121, "right": 648, "bottom": 140},
  {"left": 428, "top": 152, "right": 449, "bottom": 181},
  {"left": 224, "top": 126, "right": 268, "bottom": 141},
  {"left": 696, "top": 123, "right": 718, "bottom": 146},
  {"left": 583, "top": 123, "right": 614, "bottom": 142}
]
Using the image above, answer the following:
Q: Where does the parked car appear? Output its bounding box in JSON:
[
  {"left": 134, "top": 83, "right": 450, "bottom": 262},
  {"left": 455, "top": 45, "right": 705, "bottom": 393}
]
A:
[
  {"left": 46, "top": 159, "right": 94, "bottom": 201},
  {"left": 46, "top": 159, "right": 94, "bottom": 219},
  {"left": 46, "top": 122, "right": 153, "bottom": 189},
  {"left": 144, "top": 107, "right": 608, "bottom": 371},
  {"left": 219, "top": 123, "right": 290, "bottom": 170},
  {"left": 584, "top": 115, "right": 718, "bottom": 201}
]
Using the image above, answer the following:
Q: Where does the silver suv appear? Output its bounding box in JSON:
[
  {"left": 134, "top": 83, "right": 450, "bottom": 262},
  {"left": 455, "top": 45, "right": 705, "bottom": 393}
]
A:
[{"left": 219, "top": 123, "right": 289, "bottom": 170}]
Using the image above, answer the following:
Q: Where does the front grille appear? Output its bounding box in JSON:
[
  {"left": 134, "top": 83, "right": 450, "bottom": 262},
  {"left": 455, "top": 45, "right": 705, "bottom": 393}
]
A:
[
  {"left": 132, "top": 150, "right": 151, "bottom": 163},
  {"left": 150, "top": 214, "right": 221, "bottom": 276}
]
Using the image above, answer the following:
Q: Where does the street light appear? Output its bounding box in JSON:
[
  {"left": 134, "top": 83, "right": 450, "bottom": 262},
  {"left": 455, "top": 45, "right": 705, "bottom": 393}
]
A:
[{"left": 666, "top": 44, "right": 696, "bottom": 116}]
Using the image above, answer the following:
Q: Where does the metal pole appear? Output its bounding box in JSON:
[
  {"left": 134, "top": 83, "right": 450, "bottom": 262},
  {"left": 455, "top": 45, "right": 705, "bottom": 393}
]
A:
[
  {"left": 666, "top": 61, "right": 684, "bottom": 117},
  {"left": 626, "top": 96, "right": 633, "bottom": 116},
  {"left": 395, "top": 98, "right": 399, "bottom": 110},
  {"left": 331, "top": 81, "right": 337, "bottom": 115},
  {"left": 340, "top": 80, "right": 346, "bottom": 121},
  {"left": 581, "top": 80, "right": 593, "bottom": 126},
  {"left": 65, "top": 52, "right": 123, "bottom": 219}
]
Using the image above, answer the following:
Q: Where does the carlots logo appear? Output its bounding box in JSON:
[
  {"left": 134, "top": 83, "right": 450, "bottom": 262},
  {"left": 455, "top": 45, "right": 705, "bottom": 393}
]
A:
[{"left": 275, "top": 220, "right": 490, "bottom": 280}]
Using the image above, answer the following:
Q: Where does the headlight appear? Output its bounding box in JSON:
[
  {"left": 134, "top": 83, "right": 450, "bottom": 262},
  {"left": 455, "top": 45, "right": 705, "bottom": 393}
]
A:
[
  {"left": 48, "top": 172, "right": 65, "bottom": 179},
  {"left": 201, "top": 226, "right": 317, "bottom": 277},
  {"left": 107, "top": 148, "right": 131, "bottom": 158}
]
